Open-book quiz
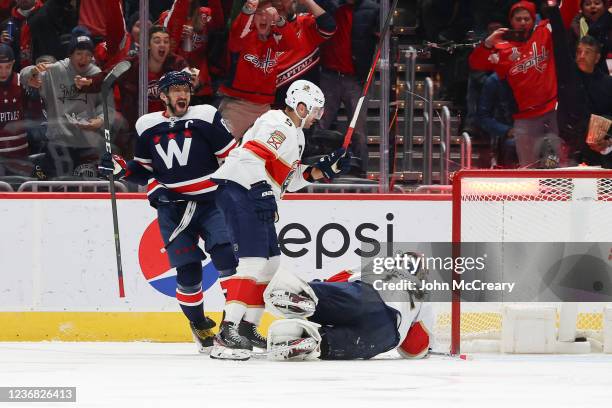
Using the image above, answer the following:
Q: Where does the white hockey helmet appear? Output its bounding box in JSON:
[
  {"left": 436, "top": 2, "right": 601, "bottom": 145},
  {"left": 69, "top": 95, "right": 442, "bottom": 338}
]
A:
[{"left": 285, "top": 80, "right": 325, "bottom": 126}]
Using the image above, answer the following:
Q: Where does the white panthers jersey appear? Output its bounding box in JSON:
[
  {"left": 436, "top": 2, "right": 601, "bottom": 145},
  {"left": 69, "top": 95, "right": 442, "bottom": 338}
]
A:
[{"left": 211, "top": 109, "right": 310, "bottom": 199}]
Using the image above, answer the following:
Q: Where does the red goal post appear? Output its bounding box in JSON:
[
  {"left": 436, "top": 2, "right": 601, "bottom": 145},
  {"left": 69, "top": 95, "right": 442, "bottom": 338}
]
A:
[{"left": 449, "top": 168, "right": 612, "bottom": 355}]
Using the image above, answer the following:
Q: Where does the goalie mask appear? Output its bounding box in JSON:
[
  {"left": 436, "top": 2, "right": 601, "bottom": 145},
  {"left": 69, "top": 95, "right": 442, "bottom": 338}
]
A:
[{"left": 285, "top": 80, "right": 325, "bottom": 129}]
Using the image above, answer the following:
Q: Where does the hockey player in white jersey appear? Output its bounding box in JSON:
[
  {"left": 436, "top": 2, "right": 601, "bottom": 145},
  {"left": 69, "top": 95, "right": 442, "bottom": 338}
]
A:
[
  {"left": 209, "top": 80, "right": 351, "bottom": 360},
  {"left": 263, "top": 254, "right": 433, "bottom": 361},
  {"left": 98, "top": 71, "right": 238, "bottom": 354}
]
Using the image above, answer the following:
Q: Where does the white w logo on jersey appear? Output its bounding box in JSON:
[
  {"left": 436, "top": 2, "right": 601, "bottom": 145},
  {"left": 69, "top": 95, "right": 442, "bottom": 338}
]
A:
[{"left": 155, "top": 138, "right": 192, "bottom": 169}]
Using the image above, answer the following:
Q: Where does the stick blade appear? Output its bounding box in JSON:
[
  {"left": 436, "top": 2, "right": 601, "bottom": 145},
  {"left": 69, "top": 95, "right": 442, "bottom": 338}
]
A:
[{"left": 102, "top": 60, "right": 132, "bottom": 93}]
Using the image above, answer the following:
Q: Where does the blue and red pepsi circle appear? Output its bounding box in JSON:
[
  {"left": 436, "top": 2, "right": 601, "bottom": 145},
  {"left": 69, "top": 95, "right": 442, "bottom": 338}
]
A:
[{"left": 138, "top": 219, "right": 219, "bottom": 297}]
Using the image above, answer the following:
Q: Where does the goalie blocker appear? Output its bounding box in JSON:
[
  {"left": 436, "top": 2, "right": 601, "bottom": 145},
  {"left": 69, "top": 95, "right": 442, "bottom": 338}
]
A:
[{"left": 263, "top": 268, "right": 432, "bottom": 361}]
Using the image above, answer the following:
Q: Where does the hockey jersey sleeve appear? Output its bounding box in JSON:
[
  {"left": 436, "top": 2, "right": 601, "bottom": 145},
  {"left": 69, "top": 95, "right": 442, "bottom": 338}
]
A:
[
  {"left": 284, "top": 163, "right": 311, "bottom": 193},
  {"left": 272, "top": 19, "right": 300, "bottom": 52},
  {"left": 163, "top": 0, "right": 190, "bottom": 54},
  {"left": 228, "top": 9, "right": 254, "bottom": 52},
  {"left": 123, "top": 118, "right": 155, "bottom": 186},
  {"left": 468, "top": 43, "right": 511, "bottom": 79},
  {"left": 104, "top": 0, "right": 129, "bottom": 59},
  {"left": 468, "top": 44, "right": 497, "bottom": 72},
  {"left": 313, "top": 10, "right": 336, "bottom": 41},
  {"left": 193, "top": 105, "right": 238, "bottom": 161},
  {"left": 207, "top": 0, "right": 225, "bottom": 32}
]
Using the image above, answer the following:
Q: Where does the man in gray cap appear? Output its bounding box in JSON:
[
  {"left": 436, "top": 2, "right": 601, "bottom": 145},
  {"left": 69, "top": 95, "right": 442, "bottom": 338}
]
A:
[{"left": 20, "top": 26, "right": 114, "bottom": 177}]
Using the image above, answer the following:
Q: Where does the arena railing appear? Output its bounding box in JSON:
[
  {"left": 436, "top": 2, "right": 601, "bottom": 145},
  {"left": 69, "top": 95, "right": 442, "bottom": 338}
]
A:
[
  {"left": 17, "top": 180, "right": 128, "bottom": 193},
  {"left": 0, "top": 181, "right": 13, "bottom": 192}
]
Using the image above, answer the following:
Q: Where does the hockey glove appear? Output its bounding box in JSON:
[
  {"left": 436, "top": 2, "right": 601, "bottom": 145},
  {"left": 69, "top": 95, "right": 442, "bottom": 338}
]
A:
[
  {"left": 249, "top": 181, "right": 278, "bottom": 223},
  {"left": 314, "top": 148, "right": 351, "bottom": 180},
  {"left": 98, "top": 152, "right": 127, "bottom": 179}
]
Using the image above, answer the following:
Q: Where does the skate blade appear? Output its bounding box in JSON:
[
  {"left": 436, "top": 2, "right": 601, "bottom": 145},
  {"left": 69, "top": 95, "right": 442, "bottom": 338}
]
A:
[
  {"left": 197, "top": 345, "right": 213, "bottom": 355},
  {"left": 192, "top": 334, "right": 214, "bottom": 355},
  {"left": 210, "top": 345, "right": 251, "bottom": 361}
]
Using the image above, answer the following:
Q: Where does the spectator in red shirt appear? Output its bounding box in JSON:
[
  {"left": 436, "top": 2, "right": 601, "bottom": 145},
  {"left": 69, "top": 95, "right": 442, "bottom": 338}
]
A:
[
  {"left": 469, "top": 1, "right": 563, "bottom": 168},
  {"left": 162, "top": 0, "right": 225, "bottom": 104},
  {"left": 218, "top": 0, "right": 299, "bottom": 140},
  {"left": 0, "top": 0, "right": 43, "bottom": 71},
  {"left": 2, "top": 0, "right": 77, "bottom": 68},
  {"left": 317, "top": 0, "right": 379, "bottom": 177},
  {"left": 92, "top": 0, "right": 138, "bottom": 71},
  {"left": 77, "top": 0, "right": 107, "bottom": 40},
  {"left": 0, "top": 43, "right": 33, "bottom": 177},
  {"left": 273, "top": 0, "right": 336, "bottom": 106}
]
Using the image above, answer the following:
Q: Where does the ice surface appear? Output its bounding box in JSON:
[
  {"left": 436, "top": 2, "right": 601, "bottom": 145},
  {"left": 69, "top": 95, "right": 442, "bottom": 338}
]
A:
[{"left": 1, "top": 342, "right": 611, "bottom": 408}]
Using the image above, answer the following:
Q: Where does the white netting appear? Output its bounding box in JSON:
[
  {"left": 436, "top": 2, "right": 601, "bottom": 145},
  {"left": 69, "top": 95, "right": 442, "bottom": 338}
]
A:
[{"left": 434, "top": 170, "right": 612, "bottom": 352}]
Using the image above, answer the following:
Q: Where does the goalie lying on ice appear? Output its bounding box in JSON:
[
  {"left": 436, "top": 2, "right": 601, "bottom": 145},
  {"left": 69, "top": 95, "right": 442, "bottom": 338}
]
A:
[{"left": 263, "top": 262, "right": 433, "bottom": 361}]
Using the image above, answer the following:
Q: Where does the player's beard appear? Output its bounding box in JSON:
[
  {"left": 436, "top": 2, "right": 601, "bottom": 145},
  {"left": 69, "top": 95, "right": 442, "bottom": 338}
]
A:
[{"left": 168, "top": 97, "right": 189, "bottom": 117}]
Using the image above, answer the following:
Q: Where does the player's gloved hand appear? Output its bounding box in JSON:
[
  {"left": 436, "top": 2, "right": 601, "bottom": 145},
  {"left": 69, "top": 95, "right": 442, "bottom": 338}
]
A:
[
  {"left": 249, "top": 181, "right": 278, "bottom": 223},
  {"left": 314, "top": 148, "right": 351, "bottom": 179},
  {"left": 98, "top": 152, "right": 127, "bottom": 179}
]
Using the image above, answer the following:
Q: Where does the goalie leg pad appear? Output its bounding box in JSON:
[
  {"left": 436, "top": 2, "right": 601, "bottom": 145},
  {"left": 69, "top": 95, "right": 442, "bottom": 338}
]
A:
[
  {"left": 264, "top": 269, "right": 319, "bottom": 318},
  {"left": 267, "top": 319, "right": 322, "bottom": 361}
]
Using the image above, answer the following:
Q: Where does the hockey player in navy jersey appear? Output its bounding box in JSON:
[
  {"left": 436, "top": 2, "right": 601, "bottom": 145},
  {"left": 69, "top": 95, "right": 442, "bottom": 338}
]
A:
[
  {"left": 209, "top": 80, "right": 351, "bottom": 360},
  {"left": 262, "top": 255, "right": 433, "bottom": 361},
  {"left": 98, "top": 71, "right": 238, "bottom": 353}
]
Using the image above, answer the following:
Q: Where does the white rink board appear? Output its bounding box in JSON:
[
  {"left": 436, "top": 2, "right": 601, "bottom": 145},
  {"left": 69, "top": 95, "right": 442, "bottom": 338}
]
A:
[{"left": 0, "top": 197, "right": 450, "bottom": 312}]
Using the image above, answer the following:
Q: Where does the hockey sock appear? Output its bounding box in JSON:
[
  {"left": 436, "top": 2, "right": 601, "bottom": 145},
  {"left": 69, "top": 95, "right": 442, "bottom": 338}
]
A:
[
  {"left": 220, "top": 257, "right": 270, "bottom": 324},
  {"left": 244, "top": 308, "right": 264, "bottom": 326},
  {"left": 223, "top": 302, "right": 247, "bottom": 325},
  {"left": 176, "top": 263, "right": 206, "bottom": 325}
]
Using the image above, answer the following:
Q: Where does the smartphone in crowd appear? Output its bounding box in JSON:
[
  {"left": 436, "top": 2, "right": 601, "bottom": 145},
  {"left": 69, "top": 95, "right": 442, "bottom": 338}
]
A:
[{"left": 503, "top": 29, "right": 526, "bottom": 42}]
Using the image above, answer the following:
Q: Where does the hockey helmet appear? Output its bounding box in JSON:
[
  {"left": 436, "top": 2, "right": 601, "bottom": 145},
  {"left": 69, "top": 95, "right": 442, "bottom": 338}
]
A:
[
  {"left": 158, "top": 70, "right": 193, "bottom": 94},
  {"left": 285, "top": 80, "right": 325, "bottom": 122}
]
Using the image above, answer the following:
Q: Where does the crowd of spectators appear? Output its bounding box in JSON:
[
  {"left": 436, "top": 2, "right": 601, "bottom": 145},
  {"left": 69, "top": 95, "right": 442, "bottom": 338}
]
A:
[
  {"left": 0, "top": 0, "right": 610, "bottom": 185},
  {"left": 0, "top": 0, "right": 380, "bottom": 182},
  {"left": 427, "top": 0, "right": 612, "bottom": 168}
]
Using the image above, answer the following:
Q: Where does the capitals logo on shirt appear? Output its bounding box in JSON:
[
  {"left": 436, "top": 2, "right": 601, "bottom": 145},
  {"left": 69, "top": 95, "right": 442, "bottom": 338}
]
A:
[
  {"left": 138, "top": 219, "right": 219, "bottom": 297},
  {"left": 244, "top": 48, "right": 278, "bottom": 74},
  {"left": 148, "top": 79, "right": 161, "bottom": 101},
  {"left": 509, "top": 43, "right": 549, "bottom": 76}
]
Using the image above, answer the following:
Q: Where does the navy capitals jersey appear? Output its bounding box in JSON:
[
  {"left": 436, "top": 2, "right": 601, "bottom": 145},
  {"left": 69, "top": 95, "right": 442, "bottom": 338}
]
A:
[{"left": 128, "top": 104, "right": 236, "bottom": 203}]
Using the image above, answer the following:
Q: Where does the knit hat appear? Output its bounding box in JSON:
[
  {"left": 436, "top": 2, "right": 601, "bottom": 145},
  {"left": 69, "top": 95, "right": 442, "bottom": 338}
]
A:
[
  {"left": 509, "top": 1, "right": 537, "bottom": 22},
  {"left": 68, "top": 26, "right": 94, "bottom": 55},
  {"left": 0, "top": 43, "right": 15, "bottom": 63}
]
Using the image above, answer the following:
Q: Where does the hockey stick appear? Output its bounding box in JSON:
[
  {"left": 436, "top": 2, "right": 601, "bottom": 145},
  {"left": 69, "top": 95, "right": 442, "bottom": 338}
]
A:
[
  {"left": 101, "top": 60, "right": 132, "bottom": 298},
  {"left": 342, "top": 0, "right": 400, "bottom": 149},
  {"left": 428, "top": 350, "right": 472, "bottom": 360}
]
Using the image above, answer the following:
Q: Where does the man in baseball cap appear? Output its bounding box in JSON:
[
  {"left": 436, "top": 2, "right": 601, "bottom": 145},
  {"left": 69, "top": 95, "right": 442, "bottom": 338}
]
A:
[
  {"left": 0, "top": 43, "right": 15, "bottom": 66},
  {"left": 0, "top": 40, "right": 32, "bottom": 177}
]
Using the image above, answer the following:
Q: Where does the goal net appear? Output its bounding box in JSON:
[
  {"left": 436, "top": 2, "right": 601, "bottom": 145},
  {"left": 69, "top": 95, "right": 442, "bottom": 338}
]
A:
[{"left": 434, "top": 169, "right": 612, "bottom": 354}]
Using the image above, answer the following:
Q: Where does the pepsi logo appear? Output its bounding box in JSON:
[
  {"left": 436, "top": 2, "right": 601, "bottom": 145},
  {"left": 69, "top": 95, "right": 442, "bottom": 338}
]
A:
[{"left": 138, "top": 219, "right": 219, "bottom": 297}]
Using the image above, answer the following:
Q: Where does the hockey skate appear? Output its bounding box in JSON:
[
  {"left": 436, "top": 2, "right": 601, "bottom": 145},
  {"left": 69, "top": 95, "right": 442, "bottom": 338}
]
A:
[
  {"left": 238, "top": 320, "right": 267, "bottom": 349},
  {"left": 267, "top": 338, "right": 319, "bottom": 361},
  {"left": 189, "top": 317, "right": 216, "bottom": 354},
  {"left": 267, "top": 290, "right": 316, "bottom": 317},
  {"left": 210, "top": 321, "right": 253, "bottom": 361}
]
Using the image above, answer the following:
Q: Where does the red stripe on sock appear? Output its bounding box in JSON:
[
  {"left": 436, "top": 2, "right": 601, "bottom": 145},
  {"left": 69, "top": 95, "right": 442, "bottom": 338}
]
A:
[
  {"left": 176, "top": 289, "right": 203, "bottom": 304},
  {"left": 221, "top": 278, "right": 267, "bottom": 306}
]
